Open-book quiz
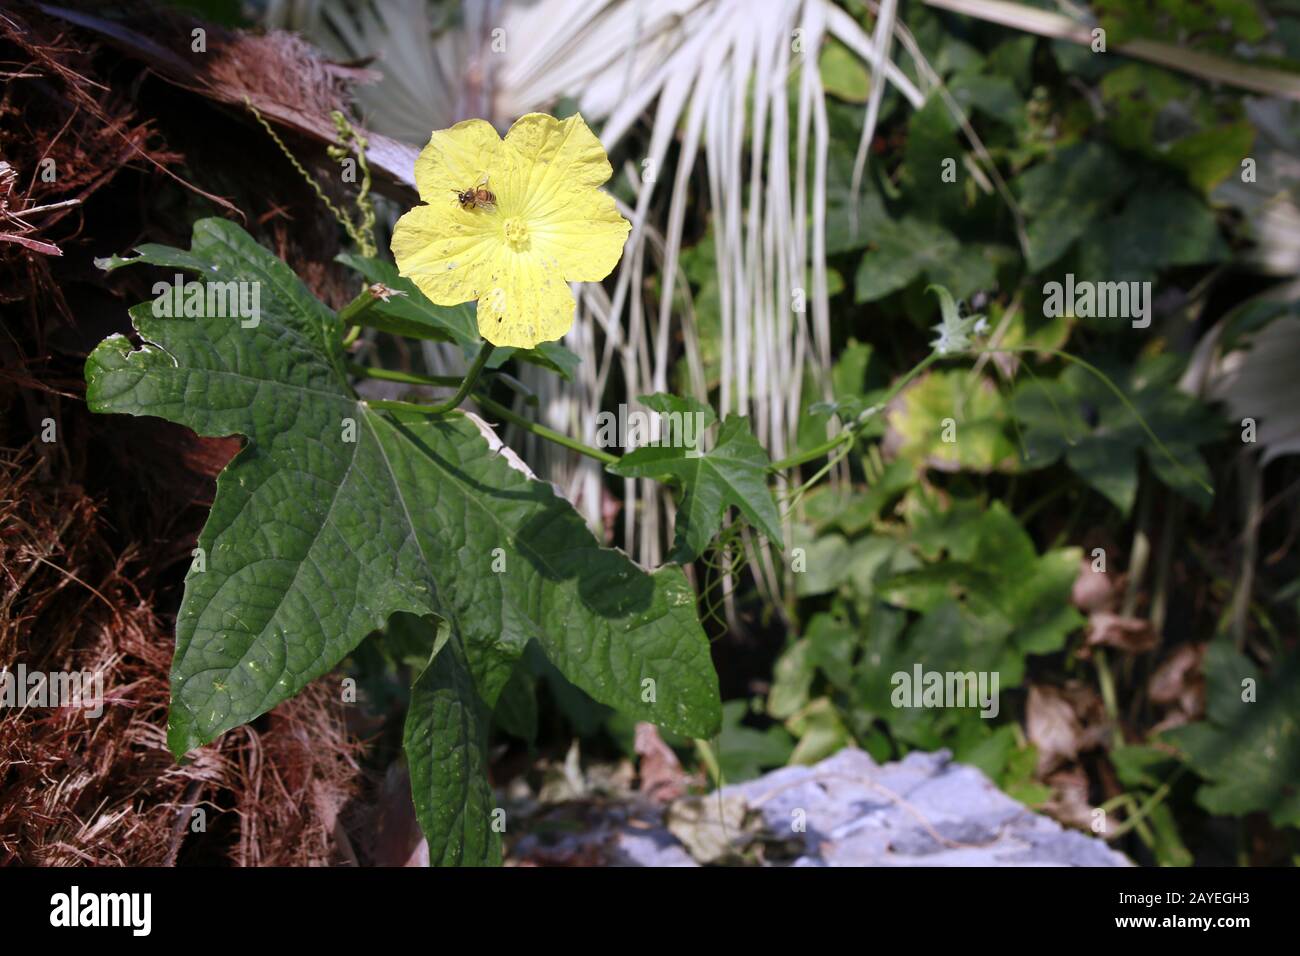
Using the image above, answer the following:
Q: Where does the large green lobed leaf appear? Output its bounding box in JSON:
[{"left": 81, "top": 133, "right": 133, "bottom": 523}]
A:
[{"left": 85, "top": 219, "right": 720, "bottom": 863}]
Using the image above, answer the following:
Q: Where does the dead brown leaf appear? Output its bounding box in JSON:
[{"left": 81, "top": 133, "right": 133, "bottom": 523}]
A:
[
  {"left": 1082, "top": 611, "right": 1158, "bottom": 655},
  {"left": 1027, "top": 682, "right": 1109, "bottom": 776},
  {"left": 1041, "top": 767, "right": 1095, "bottom": 832},
  {"left": 634, "top": 722, "right": 689, "bottom": 804},
  {"left": 1071, "top": 557, "right": 1116, "bottom": 612},
  {"left": 1148, "top": 643, "right": 1206, "bottom": 732}
]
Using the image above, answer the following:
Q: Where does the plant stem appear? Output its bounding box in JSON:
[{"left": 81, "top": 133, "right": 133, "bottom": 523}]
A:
[
  {"left": 337, "top": 285, "right": 384, "bottom": 348},
  {"left": 338, "top": 286, "right": 383, "bottom": 326},
  {"left": 1105, "top": 769, "right": 1187, "bottom": 841},
  {"left": 473, "top": 393, "right": 620, "bottom": 466},
  {"left": 769, "top": 432, "right": 851, "bottom": 473},
  {"left": 367, "top": 398, "right": 449, "bottom": 414},
  {"left": 1094, "top": 647, "right": 1125, "bottom": 751},
  {"left": 363, "top": 371, "right": 617, "bottom": 465},
  {"left": 425, "top": 342, "right": 496, "bottom": 414},
  {"left": 347, "top": 363, "right": 461, "bottom": 387},
  {"left": 694, "top": 738, "right": 723, "bottom": 789},
  {"left": 768, "top": 352, "right": 938, "bottom": 473},
  {"left": 979, "top": 345, "right": 1214, "bottom": 498}
]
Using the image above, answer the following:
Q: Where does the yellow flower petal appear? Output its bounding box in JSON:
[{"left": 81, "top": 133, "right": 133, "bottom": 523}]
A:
[
  {"left": 391, "top": 203, "right": 499, "bottom": 306},
  {"left": 503, "top": 113, "right": 614, "bottom": 196},
  {"left": 413, "top": 118, "right": 503, "bottom": 204},
  {"left": 475, "top": 252, "right": 575, "bottom": 349},
  {"left": 392, "top": 112, "right": 629, "bottom": 348},
  {"left": 531, "top": 186, "right": 630, "bottom": 283},
  {"left": 500, "top": 113, "right": 630, "bottom": 282}
]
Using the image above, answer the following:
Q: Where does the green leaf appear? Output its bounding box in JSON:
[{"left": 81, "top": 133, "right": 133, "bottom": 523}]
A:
[
  {"left": 802, "top": 458, "right": 915, "bottom": 536},
  {"left": 1165, "top": 121, "right": 1256, "bottom": 194},
  {"left": 1011, "top": 355, "right": 1218, "bottom": 513},
  {"left": 927, "top": 283, "right": 988, "bottom": 355},
  {"left": 526, "top": 341, "right": 582, "bottom": 380},
  {"left": 955, "top": 723, "right": 1018, "bottom": 781},
  {"left": 987, "top": 36, "right": 1036, "bottom": 92},
  {"left": 790, "top": 527, "right": 852, "bottom": 597},
  {"left": 768, "top": 638, "right": 815, "bottom": 720},
  {"left": 888, "top": 370, "right": 1019, "bottom": 472},
  {"left": 612, "top": 415, "right": 782, "bottom": 562},
  {"left": 881, "top": 502, "right": 1083, "bottom": 680},
  {"left": 820, "top": 38, "right": 871, "bottom": 103},
  {"left": 1095, "top": 1, "right": 1266, "bottom": 54},
  {"left": 804, "top": 612, "right": 858, "bottom": 692},
  {"left": 1076, "top": 184, "right": 1228, "bottom": 284},
  {"left": 786, "top": 697, "right": 853, "bottom": 765},
  {"left": 86, "top": 219, "right": 720, "bottom": 861},
  {"left": 337, "top": 252, "right": 580, "bottom": 380},
  {"left": 1014, "top": 143, "right": 1134, "bottom": 271},
  {"left": 901, "top": 492, "right": 985, "bottom": 560},
  {"left": 903, "top": 95, "right": 965, "bottom": 219},
  {"left": 1095, "top": 60, "right": 1254, "bottom": 195},
  {"left": 1111, "top": 744, "right": 1181, "bottom": 790},
  {"left": 337, "top": 251, "right": 478, "bottom": 344},
  {"left": 1167, "top": 642, "right": 1300, "bottom": 828},
  {"left": 405, "top": 624, "right": 501, "bottom": 866},
  {"left": 637, "top": 391, "right": 717, "bottom": 426},
  {"left": 636, "top": 392, "right": 716, "bottom": 451},
  {"left": 948, "top": 73, "right": 1024, "bottom": 127},
  {"left": 1000, "top": 742, "right": 1053, "bottom": 808},
  {"left": 854, "top": 217, "right": 957, "bottom": 302},
  {"left": 822, "top": 103, "right": 893, "bottom": 256},
  {"left": 844, "top": 535, "right": 916, "bottom": 601},
  {"left": 716, "top": 700, "right": 795, "bottom": 783},
  {"left": 830, "top": 339, "right": 880, "bottom": 397},
  {"left": 492, "top": 656, "right": 539, "bottom": 743},
  {"left": 853, "top": 215, "right": 1001, "bottom": 304}
]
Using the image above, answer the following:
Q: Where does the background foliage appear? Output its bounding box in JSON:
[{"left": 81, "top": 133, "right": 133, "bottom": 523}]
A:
[{"left": 45, "top": 0, "right": 1300, "bottom": 865}]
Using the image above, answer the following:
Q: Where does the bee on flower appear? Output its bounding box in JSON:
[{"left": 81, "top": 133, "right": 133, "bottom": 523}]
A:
[{"left": 392, "top": 113, "right": 631, "bottom": 350}]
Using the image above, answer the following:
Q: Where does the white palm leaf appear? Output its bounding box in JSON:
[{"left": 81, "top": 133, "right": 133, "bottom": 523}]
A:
[
  {"left": 263, "top": 0, "right": 962, "bottom": 580},
  {"left": 493, "top": 0, "right": 926, "bottom": 574}
]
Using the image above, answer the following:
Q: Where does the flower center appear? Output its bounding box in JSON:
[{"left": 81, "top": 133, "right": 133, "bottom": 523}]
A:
[{"left": 503, "top": 217, "right": 530, "bottom": 250}]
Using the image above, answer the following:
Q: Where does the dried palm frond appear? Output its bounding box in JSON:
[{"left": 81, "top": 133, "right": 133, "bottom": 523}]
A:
[{"left": 267, "top": 0, "right": 1009, "bottom": 588}]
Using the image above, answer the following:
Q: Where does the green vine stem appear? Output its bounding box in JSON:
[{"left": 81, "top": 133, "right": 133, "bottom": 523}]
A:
[
  {"left": 347, "top": 363, "right": 462, "bottom": 388},
  {"left": 424, "top": 342, "right": 496, "bottom": 414},
  {"left": 356, "top": 338, "right": 1198, "bottom": 572},
  {"left": 336, "top": 284, "right": 386, "bottom": 348},
  {"left": 768, "top": 352, "right": 939, "bottom": 473},
  {"left": 768, "top": 431, "right": 854, "bottom": 474},
  {"left": 1103, "top": 768, "right": 1188, "bottom": 841},
  {"left": 979, "top": 346, "right": 1214, "bottom": 498},
  {"left": 337, "top": 286, "right": 383, "bottom": 326},
  {"left": 366, "top": 390, "right": 619, "bottom": 466},
  {"left": 472, "top": 393, "right": 620, "bottom": 466},
  {"left": 362, "top": 343, "right": 498, "bottom": 417},
  {"left": 327, "top": 111, "right": 377, "bottom": 258}
]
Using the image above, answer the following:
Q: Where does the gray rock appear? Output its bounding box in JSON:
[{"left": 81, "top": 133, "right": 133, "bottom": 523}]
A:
[{"left": 611, "top": 748, "right": 1131, "bottom": 867}]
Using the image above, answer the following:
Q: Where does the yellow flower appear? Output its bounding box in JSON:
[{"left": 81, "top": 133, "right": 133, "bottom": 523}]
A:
[{"left": 391, "top": 113, "right": 631, "bottom": 350}]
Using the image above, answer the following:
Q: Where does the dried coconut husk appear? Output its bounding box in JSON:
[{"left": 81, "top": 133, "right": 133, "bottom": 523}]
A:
[
  {"left": 0, "top": 442, "right": 368, "bottom": 866},
  {"left": 0, "top": 1, "right": 399, "bottom": 866}
]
